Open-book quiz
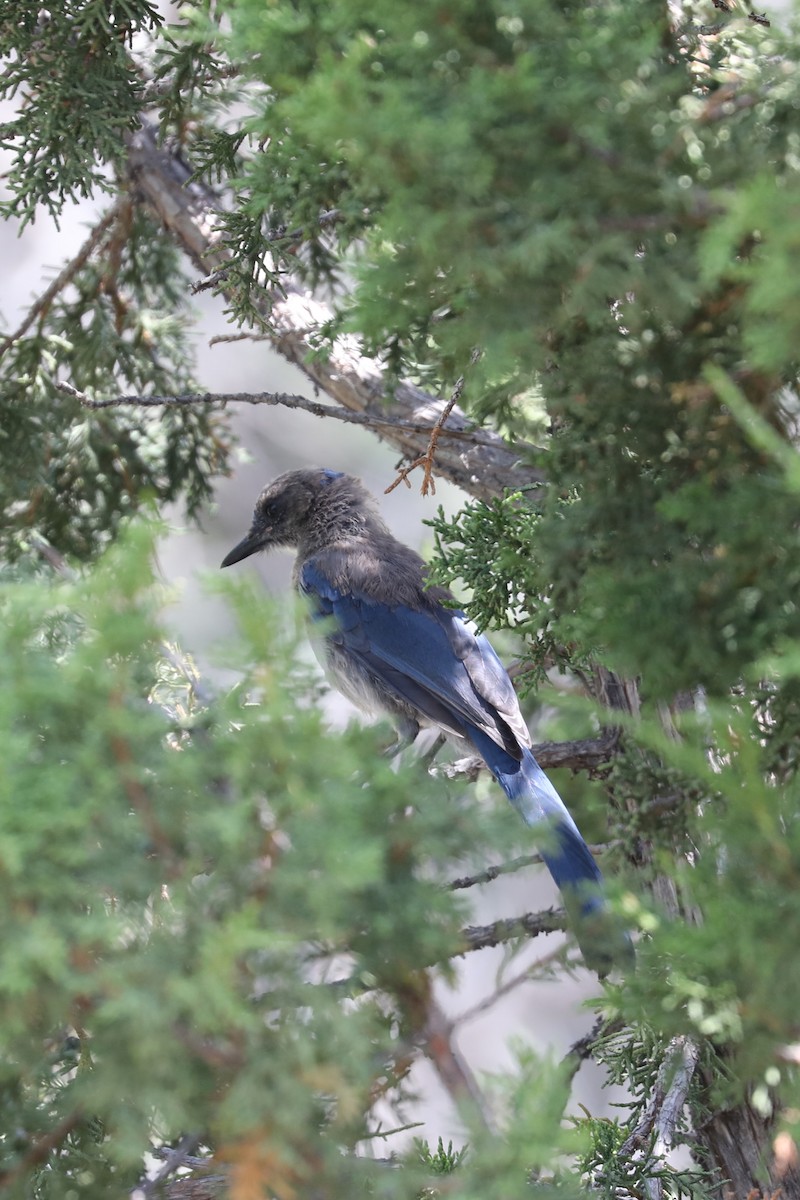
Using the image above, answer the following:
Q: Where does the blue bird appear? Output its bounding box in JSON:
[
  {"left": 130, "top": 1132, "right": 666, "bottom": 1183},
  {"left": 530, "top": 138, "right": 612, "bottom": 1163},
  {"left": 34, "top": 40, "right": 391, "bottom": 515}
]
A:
[{"left": 221, "top": 468, "right": 628, "bottom": 972}]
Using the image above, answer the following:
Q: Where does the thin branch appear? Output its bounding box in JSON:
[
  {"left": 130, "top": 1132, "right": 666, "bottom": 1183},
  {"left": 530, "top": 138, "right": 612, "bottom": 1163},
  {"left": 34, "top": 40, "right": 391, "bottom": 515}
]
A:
[
  {"left": 28, "top": 531, "right": 75, "bottom": 577},
  {"left": 302, "top": 902, "right": 570, "bottom": 1002},
  {"left": 132, "top": 1133, "right": 205, "bottom": 1200},
  {"left": 452, "top": 945, "right": 566, "bottom": 1028},
  {"left": 191, "top": 267, "right": 229, "bottom": 294},
  {"left": 263, "top": 206, "right": 344, "bottom": 246},
  {"left": 462, "top": 907, "right": 566, "bottom": 952},
  {"left": 385, "top": 350, "right": 481, "bottom": 496},
  {"left": 207, "top": 331, "right": 273, "bottom": 346},
  {"left": 0, "top": 200, "right": 126, "bottom": 356},
  {"left": 56, "top": 381, "right": 504, "bottom": 450},
  {"left": 562, "top": 1015, "right": 622, "bottom": 1082},
  {"left": 434, "top": 729, "right": 621, "bottom": 786},
  {"left": 449, "top": 843, "right": 619, "bottom": 891}
]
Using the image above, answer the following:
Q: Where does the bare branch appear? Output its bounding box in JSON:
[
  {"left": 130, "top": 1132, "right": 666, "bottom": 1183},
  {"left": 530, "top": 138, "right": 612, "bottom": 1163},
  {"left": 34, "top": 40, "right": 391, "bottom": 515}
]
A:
[
  {"left": 462, "top": 907, "right": 566, "bottom": 952},
  {"left": 56, "top": 381, "right": 505, "bottom": 449},
  {"left": 434, "top": 729, "right": 621, "bottom": 787},
  {"left": 449, "top": 843, "right": 619, "bottom": 891},
  {"left": 619, "top": 1035, "right": 700, "bottom": 1200},
  {"left": 453, "top": 946, "right": 566, "bottom": 1028},
  {"left": 420, "top": 994, "right": 495, "bottom": 1131},
  {"left": 132, "top": 1133, "right": 205, "bottom": 1200}
]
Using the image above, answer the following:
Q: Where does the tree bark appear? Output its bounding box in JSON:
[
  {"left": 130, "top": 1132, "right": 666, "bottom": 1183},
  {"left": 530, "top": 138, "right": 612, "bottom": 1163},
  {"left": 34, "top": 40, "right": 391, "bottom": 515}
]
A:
[{"left": 694, "top": 1078, "right": 800, "bottom": 1200}]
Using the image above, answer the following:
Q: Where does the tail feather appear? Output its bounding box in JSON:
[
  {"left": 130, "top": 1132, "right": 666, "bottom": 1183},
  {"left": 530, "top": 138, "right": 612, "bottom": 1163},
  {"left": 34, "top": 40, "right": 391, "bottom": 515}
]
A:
[
  {"left": 465, "top": 729, "right": 631, "bottom": 973},
  {"left": 481, "top": 740, "right": 603, "bottom": 911}
]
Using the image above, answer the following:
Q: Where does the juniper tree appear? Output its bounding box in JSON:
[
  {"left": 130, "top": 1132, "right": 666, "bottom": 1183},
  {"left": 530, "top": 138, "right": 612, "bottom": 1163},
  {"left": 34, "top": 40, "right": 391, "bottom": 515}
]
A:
[{"left": 0, "top": 1, "right": 799, "bottom": 1197}]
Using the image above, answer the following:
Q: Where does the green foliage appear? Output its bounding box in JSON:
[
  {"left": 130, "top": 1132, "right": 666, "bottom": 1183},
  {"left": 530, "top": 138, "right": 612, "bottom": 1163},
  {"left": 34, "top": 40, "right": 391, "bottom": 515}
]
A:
[
  {"left": 0, "top": 204, "right": 229, "bottom": 561},
  {"left": 415, "top": 1136, "right": 468, "bottom": 1174},
  {"left": 578, "top": 1031, "right": 715, "bottom": 1199},
  {"left": 221, "top": 0, "right": 800, "bottom": 700},
  {"left": 427, "top": 488, "right": 595, "bottom": 691},
  {"left": 0, "top": 2, "right": 162, "bottom": 226},
  {"left": 0, "top": 7, "right": 235, "bottom": 562},
  {"left": 616, "top": 692, "right": 800, "bottom": 1099},
  {"left": 0, "top": 526, "right": 589, "bottom": 1197}
]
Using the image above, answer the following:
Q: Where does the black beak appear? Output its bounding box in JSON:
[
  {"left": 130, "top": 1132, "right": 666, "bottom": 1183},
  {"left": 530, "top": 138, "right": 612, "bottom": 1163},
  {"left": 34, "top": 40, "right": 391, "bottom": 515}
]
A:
[{"left": 220, "top": 531, "right": 264, "bottom": 568}]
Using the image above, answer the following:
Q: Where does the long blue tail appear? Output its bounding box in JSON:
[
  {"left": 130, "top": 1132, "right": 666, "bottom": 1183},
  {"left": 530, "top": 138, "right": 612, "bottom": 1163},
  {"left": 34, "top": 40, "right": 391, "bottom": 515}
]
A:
[
  {"left": 474, "top": 735, "right": 603, "bottom": 911},
  {"left": 464, "top": 728, "right": 630, "bottom": 972}
]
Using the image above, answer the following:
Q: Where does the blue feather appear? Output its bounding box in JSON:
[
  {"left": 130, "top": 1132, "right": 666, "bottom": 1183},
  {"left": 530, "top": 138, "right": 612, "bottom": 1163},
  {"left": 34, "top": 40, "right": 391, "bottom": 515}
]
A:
[{"left": 300, "top": 559, "right": 605, "bottom": 917}]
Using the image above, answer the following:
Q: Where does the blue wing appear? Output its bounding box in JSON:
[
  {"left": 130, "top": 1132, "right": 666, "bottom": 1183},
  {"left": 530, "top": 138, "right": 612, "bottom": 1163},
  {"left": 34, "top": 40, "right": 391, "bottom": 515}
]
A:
[
  {"left": 300, "top": 557, "right": 610, "bottom": 941},
  {"left": 300, "top": 559, "right": 526, "bottom": 755}
]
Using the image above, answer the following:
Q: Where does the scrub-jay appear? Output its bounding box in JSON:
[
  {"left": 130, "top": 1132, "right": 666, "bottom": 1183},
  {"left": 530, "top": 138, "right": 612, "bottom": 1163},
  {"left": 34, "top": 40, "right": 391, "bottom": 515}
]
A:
[{"left": 222, "top": 468, "right": 626, "bottom": 972}]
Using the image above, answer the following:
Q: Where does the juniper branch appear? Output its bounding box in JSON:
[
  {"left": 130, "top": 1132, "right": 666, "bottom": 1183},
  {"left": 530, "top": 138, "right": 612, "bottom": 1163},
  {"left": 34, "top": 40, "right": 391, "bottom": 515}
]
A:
[{"left": 122, "top": 118, "right": 544, "bottom": 502}]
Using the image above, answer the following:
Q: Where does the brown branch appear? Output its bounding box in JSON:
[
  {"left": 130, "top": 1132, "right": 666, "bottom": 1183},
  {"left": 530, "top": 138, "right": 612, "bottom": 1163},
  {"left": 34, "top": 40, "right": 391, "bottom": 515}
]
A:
[
  {"left": 435, "top": 729, "right": 621, "bottom": 788},
  {"left": 419, "top": 993, "right": 494, "bottom": 1129},
  {"left": 123, "top": 118, "right": 545, "bottom": 504},
  {"left": 392, "top": 969, "right": 494, "bottom": 1131},
  {"left": 107, "top": 692, "right": 180, "bottom": 877},
  {"left": 385, "top": 350, "right": 481, "bottom": 496},
  {"left": 55, "top": 381, "right": 504, "bottom": 449},
  {"left": 462, "top": 907, "right": 566, "bottom": 952}
]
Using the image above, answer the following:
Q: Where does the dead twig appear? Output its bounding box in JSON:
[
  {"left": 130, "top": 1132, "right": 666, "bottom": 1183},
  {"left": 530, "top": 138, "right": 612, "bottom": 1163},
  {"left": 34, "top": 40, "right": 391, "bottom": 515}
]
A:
[
  {"left": 452, "top": 945, "right": 566, "bottom": 1028},
  {"left": 385, "top": 350, "right": 481, "bottom": 496},
  {"left": 56, "top": 381, "right": 502, "bottom": 449}
]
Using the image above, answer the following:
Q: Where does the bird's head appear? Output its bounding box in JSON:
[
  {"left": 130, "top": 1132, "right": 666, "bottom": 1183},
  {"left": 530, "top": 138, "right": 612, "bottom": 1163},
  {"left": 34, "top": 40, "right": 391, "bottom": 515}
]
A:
[{"left": 221, "top": 467, "right": 349, "bottom": 567}]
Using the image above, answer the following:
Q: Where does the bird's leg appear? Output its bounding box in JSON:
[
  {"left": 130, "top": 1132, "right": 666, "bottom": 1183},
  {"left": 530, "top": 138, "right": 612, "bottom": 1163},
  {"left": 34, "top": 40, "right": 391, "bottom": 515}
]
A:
[
  {"left": 419, "top": 732, "right": 447, "bottom": 768},
  {"left": 382, "top": 716, "right": 420, "bottom": 759}
]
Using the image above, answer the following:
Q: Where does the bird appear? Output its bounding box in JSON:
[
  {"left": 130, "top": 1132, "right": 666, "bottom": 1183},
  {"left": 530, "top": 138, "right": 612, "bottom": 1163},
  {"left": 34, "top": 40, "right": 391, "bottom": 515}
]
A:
[{"left": 221, "top": 467, "right": 628, "bottom": 972}]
